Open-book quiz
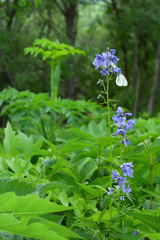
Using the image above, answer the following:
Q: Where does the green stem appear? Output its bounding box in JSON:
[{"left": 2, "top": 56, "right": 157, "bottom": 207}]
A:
[
  {"left": 100, "top": 75, "right": 113, "bottom": 223},
  {"left": 106, "top": 77, "right": 112, "bottom": 189},
  {"left": 50, "top": 63, "right": 54, "bottom": 99},
  {"left": 118, "top": 193, "right": 121, "bottom": 218},
  {"left": 40, "top": 117, "right": 48, "bottom": 139},
  {"left": 120, "top": 143, "right": 123, "bottom": 161},
  {"left": 106, "top": 76, "right": 113, "bottom": 220},
  {"left": 149, "top": 151, "right": 153, "bottom": 210},
  {"left": 97, "top": 205, "right": 108, "bottom": 225},
  {"left": 144, "top": 143, "right": 153, "bottom": 210},
  {"left": 98, "top": 144, "right": 101, "bottom": 177}
]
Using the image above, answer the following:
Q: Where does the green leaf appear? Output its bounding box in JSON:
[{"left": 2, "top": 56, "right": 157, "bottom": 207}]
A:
[
  {"left": 156, "top": 155, "right": 160, "bottom": 163},
  {"left": 77, "top": 183, "right": 100, "bottom": 197},
  {"left": 127, "top": 210, "right": 160, "bottom": 232},
  {"left": 0, "top": 214, "right": 67, "bottom": 240},
  {"left": 144, "top": 233, "right": 160, "bottom": 239},
  {"left": 60, "top": 138, "right": 94, "bottom": 154},
  {"left": 0, "top": 178, "right": 36, "bottom": 196},
  {"left": 58, "top": 192, "right": 69, "bottom": 206},
  {"left": 79, "top": 161, "right": 97, "bottom": 181},
  {"left": 0, "top": 192, "right": 73, "bottom": 216},
  {"left": 3, "top": 122, "right": 19, "bottom": 156}
]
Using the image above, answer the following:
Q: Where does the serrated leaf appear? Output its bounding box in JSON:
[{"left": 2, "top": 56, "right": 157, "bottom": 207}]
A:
[
  {"left": 0, "top": 178, "right": 36, "bottom": 196},
  {"left": 127, "top": 210, "right": 160, "bottom": 232},
  {"left": 0, "top": 214, "right": 67, "bottom": 240},
  {"left": 0, "top": 192, "right": 73, "bottom": 216},
  {"left": 3, "top": 122, "right": 18, "bottom": 156}
]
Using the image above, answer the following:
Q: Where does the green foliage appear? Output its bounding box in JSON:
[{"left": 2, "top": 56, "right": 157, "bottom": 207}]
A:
[
  {"left": 0, "top": 87, "right": 160, "bottom": 239},
  {"left": 24, "top": 38, "right": 85, "bottom": 98},
  {"left": 127, "top": 209, "right": 160, "bottom": 232},
  {"left": 0, "top": 192, "right": 82, "bottom": 240},
  {"left": 24, "top": 38, "right": 85, "bottom": 62},
  {"left": 0, "top": 87, "right": 105, "bottom": 138}
]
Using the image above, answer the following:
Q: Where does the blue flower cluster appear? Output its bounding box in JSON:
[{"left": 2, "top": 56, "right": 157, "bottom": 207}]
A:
[
  {"left": 93, "top": 49, "right": 122, "bottom": 76},
  {"left": 112, "top": 107, "right": 136, "bottom": 146},
  {"left": 133, "top": 230, "right": 139, "bottom": 236},
  {"left": 108, "top": 162, "right": 134, "bottom": 200}
]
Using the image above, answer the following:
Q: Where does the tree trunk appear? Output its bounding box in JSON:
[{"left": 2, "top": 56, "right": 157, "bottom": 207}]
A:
[
  {"left": 0, "top": 51, "right": 18, "bottom": 89},
  {"left": 139, "top": 44, "right": 149, "bottom": 111},
  {"left": 148, "top": 37, "right": 160, "bottom": 113},
  {"left": 64, "top": 1, "right": 78, "bottom": 99},
  {"left": 121, "top": 41, "right": 129, "bottom": 81},
  {"left": 133, "top": 39, "right": 140, "bottom": 117},
  {"left": 6, "top": 0, "right": 18, "bottom": 31},
  {"left": 64, "top": 1, "right": 78, "bottom": 46},
  {"left": 111, "top": 0, "right": 129, "bottom": 81},
  {"left": 54, "top": 0, "right": 79, "bottom": 99}
]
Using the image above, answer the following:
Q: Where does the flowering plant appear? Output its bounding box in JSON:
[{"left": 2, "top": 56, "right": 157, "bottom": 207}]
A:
[{"left": 93, "top": 48, "right": 137, "bottom": 236}]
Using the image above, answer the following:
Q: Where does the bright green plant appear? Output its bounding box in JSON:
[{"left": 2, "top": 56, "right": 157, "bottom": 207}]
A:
[{"left": 24, "top": 38, "right": 85, "bottom": 98}]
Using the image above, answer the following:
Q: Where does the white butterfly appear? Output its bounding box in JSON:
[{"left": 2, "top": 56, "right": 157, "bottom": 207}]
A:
[{"left": 116, "top": 73, "right": 128, "bottom": 87}]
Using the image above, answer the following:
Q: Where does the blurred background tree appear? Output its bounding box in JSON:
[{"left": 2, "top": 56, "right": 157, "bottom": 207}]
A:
[{"left": 0, "top": 0, "right": 160, "bottom": 115}]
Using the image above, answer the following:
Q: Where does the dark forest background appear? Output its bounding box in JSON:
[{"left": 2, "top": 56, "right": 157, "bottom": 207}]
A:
[{"left": 0, "top": 0, "right": 160, "bottom": 116}]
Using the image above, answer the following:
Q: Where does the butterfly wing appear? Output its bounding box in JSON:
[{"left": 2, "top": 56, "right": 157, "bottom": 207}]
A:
[{"left": 116, "top": 74, "right": 128, "bottom": 87}]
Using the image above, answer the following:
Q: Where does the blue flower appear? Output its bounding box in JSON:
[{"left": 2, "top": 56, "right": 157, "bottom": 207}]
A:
[
  {"left": 112, "top": 67, "right": 122, "bottom": 74},
  {"left": 121, "top": 162, "right": 133, "bottom": 178},
  {"left": 125, "top": 162, "right": 134, "bottom": 168},
  {"left": 110, "top": 163, "right": 133, "bottom": 198},
  {"left": 92, "top": 49, "right": 122, "bottom": 77},
  {"left": 123, "top": 184, "right": 132, "bottom": 195},
  {"left": 125, "top": 112, "right": 132, "bottom": 117},
  {"left": 111, "top": 170, "right": 120, "bottom": 181},
  {"left": 120, "top": 196, "right": 125, "bottom": 201},
  {"left": 113, "top": 107, "right": 135, "bottom": 147},
  {"left": 119, "top": 177, "right": 127, "bottom": 189},
  {"left": 109, "top": 55, "right": 119, "bottom": 64},
  {"left": 120, "top": 140, "right": 124, "bottom": 145},
  {"left": 116, "top": 107, "right": 124, "bottom": 116},
  {"left": 117, "top": 116, "right": 126, "bottom": 127},
  {"left": 133, "top": 230, "right": 139, "bottom": 236},
  {"left": 108, "top": 187, "right": 114, "bottom": 195},
  {"left": 112, "top": 115, "right": 119, "bottom": 123},
  {"left": 121, "top": 138, "right": 129, "bottom": 145},
  {"left": 110, "top": 49, "right": 116, "bottom": 55},
  {"left": 116, "top": 128, "right": 126, "bottom": 136},
  {"left": 125, "top": 138, "right": 130, "bottom": 146},
  {"left": 126, "top": 119, "right": 136, "bottom": 130},
  {"left": 93, "top": 54, "right": 106, "bottom": 69},
  {"left": 100, "top": 68, "right": 109, "bottom": 76}
]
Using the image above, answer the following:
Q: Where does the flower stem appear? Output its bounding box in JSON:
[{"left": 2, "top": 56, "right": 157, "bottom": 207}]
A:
[
  {"left": 106, "top": 78, "right": 113, "bottom": 189},
  {"left": 118, "top": 194, "right": 121, "bottom": 218},
  {"left": 104, "top": 75, "right": 113, "bottom": 219},
  {"left": 99, "top": 76, "right": 113, "bottom": 222}
]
